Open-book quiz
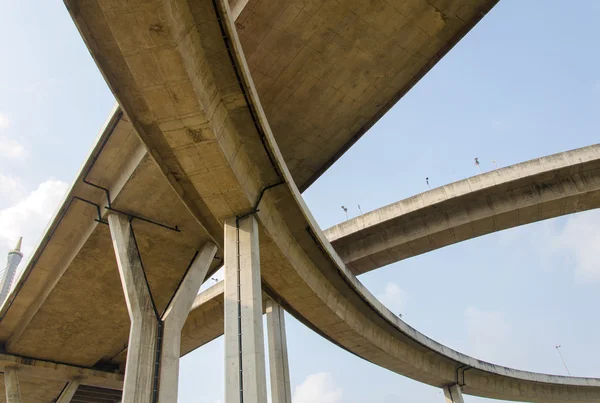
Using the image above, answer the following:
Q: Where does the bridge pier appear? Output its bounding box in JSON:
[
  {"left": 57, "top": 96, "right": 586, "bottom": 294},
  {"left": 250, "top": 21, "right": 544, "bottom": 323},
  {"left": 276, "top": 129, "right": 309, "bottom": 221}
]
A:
[
  {"left": 4, "top": 367, "right": 22, "bottom": 403},
  {"left": 266, "top": 299, "right": 292, "bottom": 403},
  {"left": 224, "top": 216, "right": 268, "bottom": 403},
  {"left": 109, "top": 213, "right": 217, "bottom": 402},
  {"left": 109, "top": 214, "right": 158, "bottom": 403},
  {"left": 158, "top": 242, "right": 217, "bottom": 402},
  {"left": 443, "top": 384, "right": 465, "bottom": 403}
]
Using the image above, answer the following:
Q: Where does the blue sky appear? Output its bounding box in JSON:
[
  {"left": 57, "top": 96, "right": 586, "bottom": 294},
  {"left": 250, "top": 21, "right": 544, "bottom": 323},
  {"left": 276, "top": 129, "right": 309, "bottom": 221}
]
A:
[{"left": 1, "top": 1, "right": 599, "bottom": 402}]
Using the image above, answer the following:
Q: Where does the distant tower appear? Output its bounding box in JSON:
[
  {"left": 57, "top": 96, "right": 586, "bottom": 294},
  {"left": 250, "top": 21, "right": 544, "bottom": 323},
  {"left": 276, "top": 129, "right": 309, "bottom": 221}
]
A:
[{"left": 0, "top": 237, "right": 23, "bottom": 304}]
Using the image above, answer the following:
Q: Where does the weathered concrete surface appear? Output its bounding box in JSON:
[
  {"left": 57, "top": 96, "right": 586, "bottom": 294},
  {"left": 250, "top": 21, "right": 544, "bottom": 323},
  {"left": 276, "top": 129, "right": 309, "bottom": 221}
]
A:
[
  {"left": 0, "top": 375, "right": 64, "bottom": 403},
  {"left": 326, "top": 144, "right": 600, "bottom": 274},
  {"left": 224, "top": 216, "right": 268, "bottom": 403},
  {"left": 266, "top": 299, "right": 292, "bottom": 403},
  {"left": 60, "top": 0, "right": 600, "bottom": 401}
]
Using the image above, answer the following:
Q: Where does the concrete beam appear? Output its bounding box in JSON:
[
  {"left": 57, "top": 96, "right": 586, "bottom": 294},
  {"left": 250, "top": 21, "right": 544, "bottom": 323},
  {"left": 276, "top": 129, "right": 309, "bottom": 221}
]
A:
[
  {"left": 56, "top": 377, "right": 82, "bottom": 403},
  {"left": 4, "top": 367, "right": 22, "bottom": 403},
  {"left": 224, "top": 216, "right": 268, "bottom": 403},
  {"left": 158, "top": 242, "right": 217, "bottom": 403},
  {"left": 0, "top": 353, "right": 122, "bottom": 389},
  {"left": 108, "top": 213, "right": 157, "bottom": 403},
  {"left": 266, "top": 299, "right": 292, "bottom": 403},
  {"left": 443, "top": 384, "right": 465, "bottom": 403}
]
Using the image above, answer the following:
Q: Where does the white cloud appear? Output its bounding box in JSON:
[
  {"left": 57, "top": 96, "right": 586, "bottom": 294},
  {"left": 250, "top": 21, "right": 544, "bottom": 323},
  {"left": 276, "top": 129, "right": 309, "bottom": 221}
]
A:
[
  {"left": 0, "top": 113, "right": 26, "bottom": 160},
  {"left": 465, "top": 306, "right": 512, "bottom": 363},
  {"left": 0, "top": 179, "right": 68, "bottom": 270},
  {"left": 0, "top": 174, "right": 25, "bottom": 203},
  {"left": 377, "top": 282, "right": 407, "bottom": 316},
  {"left": 497, "top": 209, "right": 600, "bottom": 283},
  {"left": 0, "top": 136, "right": 27, "bottom": 160},
  {"left": 293, "top": 372, "right": 342, "bottom": 403},
  {"left": 548, "top": 210, "right": 600, "bottom": 282},
  {"left": 0, "top": 114, "right": 9, "bottom": 129}
]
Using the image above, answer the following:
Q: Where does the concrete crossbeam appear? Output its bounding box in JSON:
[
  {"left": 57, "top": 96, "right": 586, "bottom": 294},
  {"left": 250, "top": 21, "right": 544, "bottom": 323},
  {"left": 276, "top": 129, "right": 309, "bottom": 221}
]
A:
[
  {"left": 224, "top": 216, "right": 268, "bottom": 403},
  {"left": 443, "top": 384, "right": 465, "bottom": 403},
  {"left": 108, "top": 213, "right": 157, "bottom": 403},
  {"left": 56, "top": 377, "right": 82, "bottom": 403},
  {"left": 4, "top": 367, "right": 22, "bottom": 403},
  {"left": 266, "top": 299, "right": 292, "bottom": 403},
  {"left": 158, "top": 242, "right": 217, "bottom": 403},
  {"left": 0, "top": 353, "right": 122, "bottom": 389}
]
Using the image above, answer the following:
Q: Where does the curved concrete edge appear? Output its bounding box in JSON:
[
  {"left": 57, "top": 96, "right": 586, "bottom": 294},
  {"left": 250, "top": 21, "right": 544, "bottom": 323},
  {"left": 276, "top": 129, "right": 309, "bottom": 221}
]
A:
[
  {"left": 213, "top": 4, "right": 600, "bottom": 399},
  {"left": 184, "top": 279, "right": 600, "bottom": 393},
  {"left": 326, "top": 144, "right": 600, "bottom": 243},
  {"left": 325, "top": 144, "right": 600, "bottom": 274}
]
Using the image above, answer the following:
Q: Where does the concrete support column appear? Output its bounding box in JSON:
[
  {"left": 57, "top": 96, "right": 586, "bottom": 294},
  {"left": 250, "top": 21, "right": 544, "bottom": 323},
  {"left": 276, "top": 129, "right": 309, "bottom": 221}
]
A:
[
  {"left": 56, "top": 377, "right": 82, "bottom": 403},
  {"left": 108, "top": 214, "right": 157, "bottom": 403},
  {"left": 4, "top": 367, "right": 22, "bottom": 403},
  {"left": 266, "top": 299, "right": 292, "bottom": 403},
  {"left": 224, "top": 216, "right": 268, "bottom": 403},
  {"left": 158, "top": 242, "right": 217, "bottom": 403},
  {"left": 443, "top": 384, "right": 465, "bottom": 403}
]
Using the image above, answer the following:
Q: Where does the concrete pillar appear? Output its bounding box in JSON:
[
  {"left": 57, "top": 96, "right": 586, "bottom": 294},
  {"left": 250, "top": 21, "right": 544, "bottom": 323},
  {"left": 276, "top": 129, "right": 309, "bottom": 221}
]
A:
[
  {"left": 108, "top": 214, "right": 157, "bottom": 403},
  {"left": 56, "top": 377, "right": 82, "bottom": 403},
  {"left": 443, "top": 384, "right": 465, "bottom": 403},
  {"left": 266, "top": 299, "right": 292, "bottom": 403},
  {"left": 158, "top": 242, "right": 217, "bottom": 403},
  {"left": 4, "top": 367, "right": 22, "bottom": 403},
  {"left": 224, "top": 216, "right": 268, "bottom": 403}
]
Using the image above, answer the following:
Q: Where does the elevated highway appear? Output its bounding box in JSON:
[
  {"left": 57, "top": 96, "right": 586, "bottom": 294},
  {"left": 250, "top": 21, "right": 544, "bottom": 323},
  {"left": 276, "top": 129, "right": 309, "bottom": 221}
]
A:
[
  {"left": 1, "top": 0, "right": 598, "bottom": 402},
  {"left": 326, "top": 144, "right": 600, "bottom": 274},
  {"left": 0, "top": 0, "right": 501, "bottom": 397},
  {"left": 58, "top": 0, "right": 600, "bottom": 401},
  {"left": 179, "top": 143, "right": 600, "bottom": 356}
]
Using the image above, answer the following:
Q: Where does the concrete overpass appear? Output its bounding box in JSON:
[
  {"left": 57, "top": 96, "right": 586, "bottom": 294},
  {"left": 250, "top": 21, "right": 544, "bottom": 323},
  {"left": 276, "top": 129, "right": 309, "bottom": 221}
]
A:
[
  {"left": 2, "top": 0, "right": 599, "bottom": 402},
  {"left": 178, "top": 143, "right": 600, "bottom": 351},
  {"left": 326, "top": 144, "right": 600, "bottom": 275}
]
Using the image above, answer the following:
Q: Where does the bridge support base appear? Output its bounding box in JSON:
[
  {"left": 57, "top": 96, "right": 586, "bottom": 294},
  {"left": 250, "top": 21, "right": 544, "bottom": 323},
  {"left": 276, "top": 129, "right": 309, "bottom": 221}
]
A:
[
  {"left": 266, "top": 299, "right": 292, "bottom": 403},
  {"left": 224, "top": 216, "right": 268, "bottom": 403},
  {"left": 443, "top": 384, "right": 465, "bottom": 403},
  {"left": 4, "top": 367, "right": 22, "bottom": 403}
]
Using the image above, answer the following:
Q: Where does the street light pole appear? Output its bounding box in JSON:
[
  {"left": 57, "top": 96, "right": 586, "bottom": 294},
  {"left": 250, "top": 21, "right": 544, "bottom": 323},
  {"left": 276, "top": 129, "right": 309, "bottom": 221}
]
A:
[{"left": 555, "top": 345, "right": 571, "bottom": 375}]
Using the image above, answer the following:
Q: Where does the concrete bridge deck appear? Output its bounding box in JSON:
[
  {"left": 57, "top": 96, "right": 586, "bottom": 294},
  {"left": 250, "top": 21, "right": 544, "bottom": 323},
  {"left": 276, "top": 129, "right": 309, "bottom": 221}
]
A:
[
  {"left": 3, "top": 0, "right": 598, "bottom": 401},
  {"left": 326, "top": 144, "right": 600, "bottom": 274}
]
